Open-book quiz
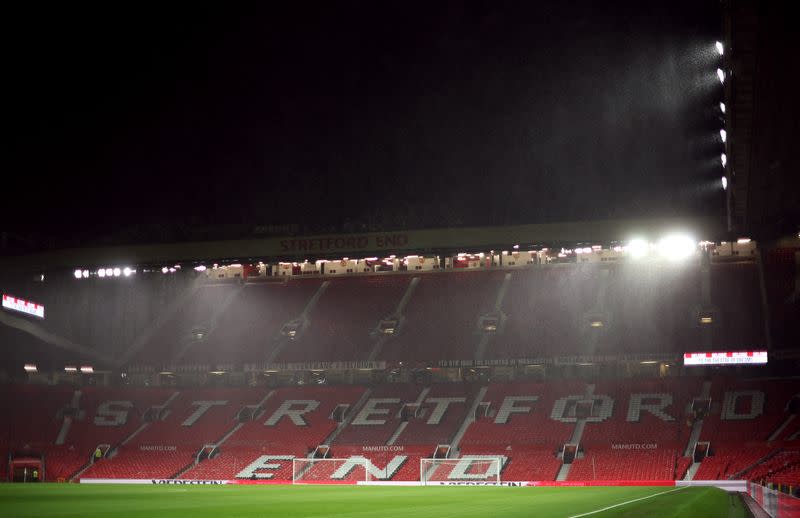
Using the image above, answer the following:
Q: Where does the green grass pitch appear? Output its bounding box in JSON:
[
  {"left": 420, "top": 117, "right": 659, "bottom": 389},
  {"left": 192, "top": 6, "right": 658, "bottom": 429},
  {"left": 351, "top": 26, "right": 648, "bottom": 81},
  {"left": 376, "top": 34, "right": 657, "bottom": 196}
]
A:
[{"left": 0, "top": 484, "right": 748, "bottom": 517}]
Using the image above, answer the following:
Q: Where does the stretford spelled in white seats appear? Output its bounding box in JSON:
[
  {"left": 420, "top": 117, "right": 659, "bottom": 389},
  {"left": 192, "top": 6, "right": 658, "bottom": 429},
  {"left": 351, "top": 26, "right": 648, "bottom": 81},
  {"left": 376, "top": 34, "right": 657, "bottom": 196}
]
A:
[{"left": 91, "top": 390, "right": 767, "bottom": 428}]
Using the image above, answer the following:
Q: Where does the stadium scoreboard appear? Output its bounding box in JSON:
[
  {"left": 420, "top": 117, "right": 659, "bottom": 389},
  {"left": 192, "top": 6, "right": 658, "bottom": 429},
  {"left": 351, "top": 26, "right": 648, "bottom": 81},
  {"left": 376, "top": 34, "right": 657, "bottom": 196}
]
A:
[
  {"left": 2, "top": 294, "right": 45, "bottom": 319},
  {"left": 683, "top": 351, "right": 767, "bottom": 366}
]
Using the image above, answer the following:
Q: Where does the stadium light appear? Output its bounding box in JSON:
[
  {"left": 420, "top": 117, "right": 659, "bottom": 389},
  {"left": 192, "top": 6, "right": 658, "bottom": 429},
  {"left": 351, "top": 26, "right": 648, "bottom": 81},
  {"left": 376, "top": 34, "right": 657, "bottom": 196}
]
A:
[
  {"left": 162, "top": 267, "right": 169, "bottom": 274},
  {"left": 719, "top": 102, "right": 726, "bottom": 114},
  {"left": 627, "top": 238, "right": 649, "bottom": 259},
  {"left": 194, "top": 265, "right": 207, "bottom": 272},
  {"left": 74, "top": 269, "right": 83, "bottom": 279},
  {"left": 717, "top": 68, "right": 725, "bottom": 83},
  {"left": 737, "top": 238, "right": 751, "bottom": 244},
  {"left": 105, "top": 268, "right": 113, "bottom": 277},
  {"left": 720, "top": 129, "right": 727, "bottom": 143},
  {"left": 82, "top": 270, "right": 89, "bottom": 278},
  {"left": 657, "top": 234, "right": 696, "bottom": 260},
  {"left": 80, "top": 366, "right": 94, "bottom": 374},
  {"left": 113, "top": 268, "right": 121, "bottom": 277},
  {"left": 123, "top": 267, "right": 133, "bottom": 277},
  {"left": 98, "top": 269, "right": 106, "bottom": 278},
  {"left": 716, "top": 41, "right": 724, "bottom": 55},
  {"left": 721, "top": 153, "right": 727, "bottom": 167},
  {"left": 721, "top": 176, "right": 728, "bottom": 190},
  {"left": 24, "top": 363, "right": 37, "bottom": 372},
  {"left": 64, "top": 366, "right": 78, "bottom": 373}
]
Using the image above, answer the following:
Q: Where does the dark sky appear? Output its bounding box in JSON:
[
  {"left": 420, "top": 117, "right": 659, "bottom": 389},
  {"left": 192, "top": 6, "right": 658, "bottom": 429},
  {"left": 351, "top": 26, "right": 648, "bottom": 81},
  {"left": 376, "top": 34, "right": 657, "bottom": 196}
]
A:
[{"left": 3, "top": 2, "right": 722, "bottom": 245}]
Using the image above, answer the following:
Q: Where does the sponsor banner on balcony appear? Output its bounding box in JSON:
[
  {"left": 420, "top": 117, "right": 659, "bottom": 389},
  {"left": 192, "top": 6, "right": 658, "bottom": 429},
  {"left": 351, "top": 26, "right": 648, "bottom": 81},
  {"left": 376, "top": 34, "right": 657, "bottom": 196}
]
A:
[
  {"left": 438, "top": 353, "right": 674, "bottom": 368},
  {"left": 248, "top": 361, "right": 386, "bottom": 372}
]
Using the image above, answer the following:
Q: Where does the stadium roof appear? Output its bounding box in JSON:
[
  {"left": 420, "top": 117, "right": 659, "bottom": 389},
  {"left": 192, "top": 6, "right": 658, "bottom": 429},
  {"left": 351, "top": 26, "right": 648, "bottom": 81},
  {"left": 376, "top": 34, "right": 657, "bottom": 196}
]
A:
[{"left": 0, "top": 217, "right": 720, "bottom": 273}]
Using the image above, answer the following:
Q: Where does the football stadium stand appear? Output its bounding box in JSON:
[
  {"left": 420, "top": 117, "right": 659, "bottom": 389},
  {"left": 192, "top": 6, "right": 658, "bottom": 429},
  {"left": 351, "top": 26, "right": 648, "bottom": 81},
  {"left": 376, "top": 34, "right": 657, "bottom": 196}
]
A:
[
  {"left": 1, "top": 238, "right": 798, "bottom": 495},
  {"left": 0, "top": 374, "right": 798, "bottom": 484}
]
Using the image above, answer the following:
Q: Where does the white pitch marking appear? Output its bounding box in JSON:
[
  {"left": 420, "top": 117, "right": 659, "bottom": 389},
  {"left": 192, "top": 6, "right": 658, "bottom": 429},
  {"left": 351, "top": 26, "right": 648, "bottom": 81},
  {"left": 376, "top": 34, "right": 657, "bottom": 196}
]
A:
[{"left": 567, "top": 486, "right": 689, "bottom": 518}]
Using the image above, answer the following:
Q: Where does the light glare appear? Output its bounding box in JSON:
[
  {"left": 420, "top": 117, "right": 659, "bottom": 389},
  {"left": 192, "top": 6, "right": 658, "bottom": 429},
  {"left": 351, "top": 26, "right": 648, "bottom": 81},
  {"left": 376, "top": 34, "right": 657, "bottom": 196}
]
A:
[
  {"left": 628, "top": 239, "right": 649, "bottom": 259},
  {"left": 720, "top": 129, "right": 727, "bottom": 143},
  {"left": 74, "top": 269, "right": 83, "bottom": 279},
  {"left": 717, "top": 68, "right": 725, "bottom": 83},
  {"left": 720, "top": 102, "right": 726, "bottom": 114},
  {"left": 716, "top": 41, "right": 724, "bottom": 55},
  {"left": 657, "top": 234, "right": 696, "bottom": 261},
  {"left": 721, "top": 153, "right": 727, "bottom": 167},
  {"left": 721, "top": 176, "right": 728, "bottom": 190}
]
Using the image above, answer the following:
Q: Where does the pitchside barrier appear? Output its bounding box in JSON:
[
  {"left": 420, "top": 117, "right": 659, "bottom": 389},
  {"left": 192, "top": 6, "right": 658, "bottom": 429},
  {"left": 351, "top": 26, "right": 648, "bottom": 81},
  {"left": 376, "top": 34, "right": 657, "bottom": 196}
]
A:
[
  {"left": 747, "top": 482, "right": 800, "bottom": 518},
  {"left": 79, "top": 478, "right": 750, "bottom": 491}
]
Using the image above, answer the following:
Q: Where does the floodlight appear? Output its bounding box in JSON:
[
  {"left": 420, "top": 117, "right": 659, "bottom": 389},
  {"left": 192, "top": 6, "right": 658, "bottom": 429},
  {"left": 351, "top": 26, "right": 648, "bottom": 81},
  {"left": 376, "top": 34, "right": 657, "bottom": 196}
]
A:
[
  {"left": 719, "top": 102, "right": 726, "bottom": 114},
  {"left": 64, "top": 366, "right": 78, "bottom": 373},
  {"left": 194, "top": 265, "right": 206, "bottom": 272},
  {"left": 24, "top": 364, "right": 37, "bottom": 372},
  {"left": 113, "top": 268, "right": 121, "bottom": 277},
  {"left": 98, "top": 269, "right": 106, "bottom": 278},
  {"left": 105, "top": 268, "right": 113, "bottom": 277},
  {"left": 123, "top": 267, "right": 133, "bottom": 277},
  {"left": 628, "top": 238, "right": 649, "bottom": 259},
  {"left": 721, "top": 153, "right": 727, "bottom": 167},
  {"left": 657, "top": 234, "right": 696, "bottom": 260},
  {"left": 720, "top": 129, "right": 727, "bottom": 143},
  {"left": 80, "top": 366, "right": 94, "bottom": 374},
  {"left": 82, "top": 270, "right": 89, "bottom": 278},
  {"left": 721, "top": 176, "right": 728, "bottom": 190},
  {"left": 74, "top": 269, "right": 83, "bottom": 279},
  {"left": 716, "top": 41, "right": 724, "bottom": 55},
  {"left": 162, "top": 267, "right": 169, "bottom": 274},
  {"left": 717, "top": 68, "right": 725, "bottom": 83}
]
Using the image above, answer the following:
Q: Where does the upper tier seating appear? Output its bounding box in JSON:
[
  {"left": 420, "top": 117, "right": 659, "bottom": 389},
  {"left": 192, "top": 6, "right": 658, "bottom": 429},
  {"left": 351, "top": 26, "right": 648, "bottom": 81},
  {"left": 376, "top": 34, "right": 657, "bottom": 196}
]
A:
[
  {"left": 597, "top": 263, "right": 701, "bottom": 354},
  {"left": 764, "top": 248, "right": 800, "bottom": 350},
  {"left": 135, "top": 284, "right": 242, "bottom": 365},
  {"left": 494, "top": 268, "right": 599, "bottom": 358},
  {"left": 709, "top": 262, "right": 765, "bottom": 349},
  {"left": 379, "top": 271, "right": 503, "bottom": 361},
  {"left": 278, "top": 275, "right": 410, "bottom": 362},
  {"left": 185, "top": 279, "right": 322, "bottom": 364}
]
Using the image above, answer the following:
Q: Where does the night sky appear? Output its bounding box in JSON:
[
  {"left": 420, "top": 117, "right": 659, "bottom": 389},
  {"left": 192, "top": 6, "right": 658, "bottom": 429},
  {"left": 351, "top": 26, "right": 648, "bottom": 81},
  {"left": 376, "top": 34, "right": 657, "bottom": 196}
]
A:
[{"left": 4, "top": 2, "right": 722, "bottom": 246}]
